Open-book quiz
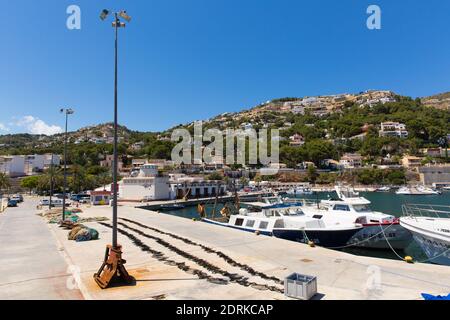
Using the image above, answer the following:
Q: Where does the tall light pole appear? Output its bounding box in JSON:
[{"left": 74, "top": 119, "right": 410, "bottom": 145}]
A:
[
  {"left": 94, "top": 9, "right": 132, "bottom": 289},
  {"left": 49, "top": 153, "right": 54, "bottom": 211},
  {"left": 60, "top": 108, "right": 74, "bottom": 221}
]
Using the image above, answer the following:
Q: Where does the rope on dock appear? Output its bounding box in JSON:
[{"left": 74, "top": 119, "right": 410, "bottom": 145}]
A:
[
  {"left": 99, "top": 221, "right": 284, "bottom": 293},
  {"left": 97, "top": 222, "right": 227, "bottom": 284},
  {"left": 120, "top": 217, "right": 284, "bottom": 285},
  {"left": 377, "top": 223, "right": 450, "bottom": 264},
  {"left": 324, "top": 221, "right": 398, "bottom": 250}
]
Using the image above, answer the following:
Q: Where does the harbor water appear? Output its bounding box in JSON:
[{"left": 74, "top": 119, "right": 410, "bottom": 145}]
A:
[{"left": 157, "top": 191, "right": 450, "bottom": 263}]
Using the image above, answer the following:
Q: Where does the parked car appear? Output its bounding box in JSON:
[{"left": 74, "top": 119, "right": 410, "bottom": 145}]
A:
[
  {"left": 70, "top": 194, "right": 90, "bottom": 203},
  {"left": 54, "top": 193, "right": 69, "bottom": 200},
  {"left": 10, "top": 194, "right": 23, "bottom": 203},
  {"left": 7, "top": 199, "right": 18, "bottom": 207}
]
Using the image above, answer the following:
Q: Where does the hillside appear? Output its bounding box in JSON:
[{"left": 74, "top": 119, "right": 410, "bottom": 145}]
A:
[
  {"left": 1, "top": 90, "right": 449, "bottom": 167},
  {"left": 421, "top": 92, "right": 450, "bottom": 111}
]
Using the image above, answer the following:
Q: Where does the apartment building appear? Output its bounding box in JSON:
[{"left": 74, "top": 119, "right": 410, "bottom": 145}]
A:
[{"left": 379, "top": 122, "right": 409, "bottom": 138}]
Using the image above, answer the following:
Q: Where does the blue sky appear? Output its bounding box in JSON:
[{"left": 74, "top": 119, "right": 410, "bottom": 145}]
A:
[{"left": 1, "top": 0, "right": 449, "bottom": 135}]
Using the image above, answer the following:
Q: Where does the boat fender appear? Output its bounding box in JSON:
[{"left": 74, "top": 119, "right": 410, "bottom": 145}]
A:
[
  {"left": 404, "top": 256, "right": 414, "bottom": 264},
  {"left": 255, "top": 230, "right": 260, "bottom": 236},
  {"left": 308, "top": 241, "right": 315, "bottom": 248}
]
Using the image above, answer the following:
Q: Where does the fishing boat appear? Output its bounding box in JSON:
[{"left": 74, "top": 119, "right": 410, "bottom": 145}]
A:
[
  {"left": 300, "top": 186, "right": 412, "bottom": 249},
  {"left": 286, "top": 186, "right": 313, "bottom": 196},
  {"left": 202, "top": 204, "right": 362, "bottom": 248},
  {"left": 400, "top": 204, "right": 450, "bottom": 266},
  {"left": 396, "top": 186, "right": 441, "bottom": 195}
]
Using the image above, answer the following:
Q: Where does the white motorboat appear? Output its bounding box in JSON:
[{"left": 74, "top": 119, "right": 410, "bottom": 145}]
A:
[
  {"left": 396, "top": 186, "right": 441, "bottom": 195},
  {"left": 375, "top": 186, "right": 391, "bottom": 192},
  {"left": 202, "top": 204, "right": 362, "bottom": 248},
  {"left": 300, "top": 186, "right": 412, "bottom": 249},
  {"left": 286, "top": 186, "right": 313, "bottom": 196},
  {"left": 400, "top": 204, "right": 450, "bottom": 266}
]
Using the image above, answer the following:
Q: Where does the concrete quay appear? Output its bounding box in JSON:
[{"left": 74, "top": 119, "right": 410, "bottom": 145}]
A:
[
  {"left": 1, "top": 198, "right": 449, "bottom": 300},
  {"left": 46, "top": 202, "right": 449, "bottom": 300}
]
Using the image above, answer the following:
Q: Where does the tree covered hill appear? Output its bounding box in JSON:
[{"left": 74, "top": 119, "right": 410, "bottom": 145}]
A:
[{"left": 1, "top": 91, "right": 449, "bottom": 169}]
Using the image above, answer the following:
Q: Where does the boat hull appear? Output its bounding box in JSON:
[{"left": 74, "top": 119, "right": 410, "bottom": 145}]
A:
[
  {"left": 202, "top": 218, "right": 360, "bottom": 249},
  {"left": 411, "top": 232, "right": 450, "bottom": 266},
  {"left": 349, "top": 223, "right": 412, "bottom": 249},
  {"left": 272, "top": 228, "right": 361, "bottom": 248}
]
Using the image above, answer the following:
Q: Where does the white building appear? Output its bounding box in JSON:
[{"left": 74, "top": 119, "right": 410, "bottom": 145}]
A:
[
  {"left": 168, "top": 174, "right": 226, "bottom": 199},
  {"left": 119, "top": 164, "right": 170, "bottom": 201},
  {"left": 379, "top": 122, "right": 409, "bottom": 138},
  {"left": 289, "top": 134, "right": 305, "bottom": 147},
  {"left": 0, "top": 156, "right": 25, "bottom": 177},
  {"left": 25, "top": 155, "right": 45, "bottom": 174},
  {"left": 43, "top": 154, "right": 61, "bottom": 167},
  {"left": 339, "top": 153, "right": 363, "bottom": 168}
]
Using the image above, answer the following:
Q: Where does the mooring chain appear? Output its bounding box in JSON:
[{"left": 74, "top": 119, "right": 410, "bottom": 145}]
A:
[
  {"left": 120, "top": 217, "right": 284, "bottom": 285},
  {"left": 97, "top": 222, "right": 226, "bottom": 284},
  {"left": 99, "top": 222, "right": 283, "bottom": 294}
]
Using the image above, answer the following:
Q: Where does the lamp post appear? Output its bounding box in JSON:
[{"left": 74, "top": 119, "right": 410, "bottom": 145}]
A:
[
  {"left": 94, "top": 9, "right": 132, "bottom": 289},
  {"left": 60, "top": 108, "right": 74, "bottom": 221},
  {"left": 49, "top": 153, "right": 54, "bottom": 211}
]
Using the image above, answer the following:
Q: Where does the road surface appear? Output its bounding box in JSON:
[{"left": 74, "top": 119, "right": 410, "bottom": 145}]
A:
[{"left": 0, "top": 197, "right": 83, "bottom": 299}]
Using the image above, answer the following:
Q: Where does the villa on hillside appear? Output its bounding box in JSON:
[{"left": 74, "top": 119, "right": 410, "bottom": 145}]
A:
[
  {"left": 289, "top": 134, "right": 305, "bottom": 147},
  {"left": 339, "top": 153, "right": 363, "bottom": 168},
  {"left": 379, "top": 122, "right": 409, "bottom": 138},
  {"left": 401, "top": 155, "right": 423, "bottom": 169}
]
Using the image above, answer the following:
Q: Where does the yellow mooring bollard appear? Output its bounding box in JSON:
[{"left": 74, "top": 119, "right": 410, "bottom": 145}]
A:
[
  {"left": 404, "top": 256, "right": 414, "bottom": 263},
  {"left": 308, "top": 241, "right": 315, "bottom": 248}
]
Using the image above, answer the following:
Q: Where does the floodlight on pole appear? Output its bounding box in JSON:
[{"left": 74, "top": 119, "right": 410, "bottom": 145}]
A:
[
  {"left": 100, "top": 9, "right": 110, "bottom": 21},
  {"left": 60, "top": 108, "right": 74, "bottom": 222},
  {"left": 94, "top": 9, "right": 133, "bottom": 289}
]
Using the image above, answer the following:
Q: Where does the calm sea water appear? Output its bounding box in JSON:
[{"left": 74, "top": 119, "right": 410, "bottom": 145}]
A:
[{"left": 158, "top": 191, "right": 450, "bottom": 262}]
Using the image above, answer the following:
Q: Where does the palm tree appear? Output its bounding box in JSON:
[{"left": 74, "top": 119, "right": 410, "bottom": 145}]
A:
[
  {"left": 0, "top": 172, "right": 11, "bottom": 196},
  {"left": 38, "top": 167, "right": 63, "bottom": 195}
]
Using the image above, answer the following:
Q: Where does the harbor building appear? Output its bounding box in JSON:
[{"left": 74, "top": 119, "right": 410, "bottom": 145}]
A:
[
  {"left": 168, "top": 174, "right": 226, "bottom": 199},
  {"left": 119, "top": 164, "right": 171, "bottom": 201}
]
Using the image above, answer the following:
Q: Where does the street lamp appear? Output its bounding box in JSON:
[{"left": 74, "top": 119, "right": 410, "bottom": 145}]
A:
[
  {"left": 94, "top": 9, "right": 132, "bottom": 289},
  {"left": 60, "top": 108, "right": 74, "bottom": 221}
]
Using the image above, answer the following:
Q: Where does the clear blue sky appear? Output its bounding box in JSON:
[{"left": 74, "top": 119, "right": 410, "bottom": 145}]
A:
[{"left": 1, "top": 0, "right": 449, "bottom": 135}]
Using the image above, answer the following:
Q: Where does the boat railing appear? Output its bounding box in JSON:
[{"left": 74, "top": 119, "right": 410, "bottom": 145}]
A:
[{"left": 402, "top": 204, "right": 450, "bottom": 219}]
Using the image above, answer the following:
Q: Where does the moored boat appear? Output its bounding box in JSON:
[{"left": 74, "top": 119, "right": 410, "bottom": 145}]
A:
[
  {"left": 202, "top": 204, "right": 362, "bottom": 248},
  {"left": 396, "top": 186, "right": 441, "bottom": 195},
  {"left": 400, "top": 204, "right": 450, "bottom": 266},
  {"left": 300, "top": 186, "right": 412, "bottom": 249},
  {"left": 286, "top": 186, "right": 313, "bottom": 196},
  {"left": 375, "top": 186, "right": 391, "bottom": 192}
]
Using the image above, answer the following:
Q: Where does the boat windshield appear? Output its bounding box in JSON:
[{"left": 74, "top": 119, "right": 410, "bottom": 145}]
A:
[
  {"left": 353, "top": 204, "right": 371, "bottom": 212},
  {"left": 279, "top": 208, "right": 303, "bottom": 216}
]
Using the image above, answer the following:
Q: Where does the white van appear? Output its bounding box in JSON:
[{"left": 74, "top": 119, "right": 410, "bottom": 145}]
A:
[{"left": 39, "top": 199, "right": 71, "bottom": 207}]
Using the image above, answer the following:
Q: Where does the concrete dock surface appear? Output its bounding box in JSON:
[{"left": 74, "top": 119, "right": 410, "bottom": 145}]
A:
[
  {"left": 1, "top": 198, "right": 449, "bottom": 300},
  {"left": 0, "top": 198, "right": 82, "bottom": 300}
]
